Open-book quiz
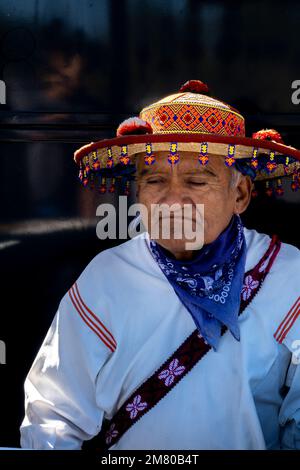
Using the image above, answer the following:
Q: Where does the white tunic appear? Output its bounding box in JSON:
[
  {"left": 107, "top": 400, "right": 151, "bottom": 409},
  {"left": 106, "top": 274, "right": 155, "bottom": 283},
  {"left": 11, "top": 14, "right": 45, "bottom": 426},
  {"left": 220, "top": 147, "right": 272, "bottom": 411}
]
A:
[{"left": 20, "top": 227, "right": 300, "bottom": 450}]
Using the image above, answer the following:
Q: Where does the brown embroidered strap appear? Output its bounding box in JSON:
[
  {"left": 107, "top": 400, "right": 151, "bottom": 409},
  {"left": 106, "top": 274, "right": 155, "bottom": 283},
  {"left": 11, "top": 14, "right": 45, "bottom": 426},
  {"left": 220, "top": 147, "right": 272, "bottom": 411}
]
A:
[
  {"left": 95, "top": 234, "right": 281, "bottom": 451},
  {"left": 239, "top": 234, "right": 281, "bottom": 311}
]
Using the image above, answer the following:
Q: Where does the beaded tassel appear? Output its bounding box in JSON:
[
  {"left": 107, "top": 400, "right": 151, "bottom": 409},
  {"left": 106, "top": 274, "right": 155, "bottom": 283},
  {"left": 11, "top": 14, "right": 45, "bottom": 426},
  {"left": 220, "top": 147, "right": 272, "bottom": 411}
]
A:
[
  {"left": 225, "top": 144, "right": 236, "bottom": 167},
  {"left": 275, "top": 178, "right": 284, "bottom": 196},
  {"left": 98, "top": 176, "right": 107, "bottom": 194},
  {"left": 107, "top": 147, "right": 114, "bottom": 168},
  {"left": 265, "top": 150, "right": 277, "bottom": 174},
  {"left": 283, "top": 156, "right": 290, "bottom": 175},
  {"left": 119, "top": 145, "right": 130, "bottom": 165},
  {"left": 124, "top": 180, "right": 130, "bottom": 196},
  {"left": 108, "top": 177, "right": 116, "bottom": 193},
  {"left": 92, "top": 151, "right": 100, "bottom": 171},
  {"left": 291, "top": 171, "right": 299, "bottom": 192},
  {"left": 251, "top": 183, "right": 258, "bottom": 198},
  {"left": 168, "top": 142, "right": 180, "bottom": 165},
  {"left": 89, "top": 173, "right": 95, "bottom": 190},
  {"left": 144, "top": 143, "right": 156, "bottom": 165},
  {"left": 79, "top": 157, "right": 89, "bottom": 187},
  {"left": 198, "top": 142, "right": 209, "bottom": 165},
  {"left": 82, "top": 169, "right": 89, "bottom": 187},
  {"left": 265, "top": 180, "right": 273, "bottom": 197},
  {"left": 250, "top": 148, "right": 259, "bottom": 169},
  {"left": 84, "top": 159, "right": 91, "bottom": 176},
  {"left": 78, "top": 161, "right": 84, "bottom": 183}
]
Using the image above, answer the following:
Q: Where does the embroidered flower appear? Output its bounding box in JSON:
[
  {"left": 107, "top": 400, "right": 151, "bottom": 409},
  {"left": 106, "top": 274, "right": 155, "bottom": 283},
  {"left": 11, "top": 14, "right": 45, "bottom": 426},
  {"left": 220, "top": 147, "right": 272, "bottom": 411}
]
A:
[
  {"left": 125, "top": 394, "right": 148, "bottom": 420},
  {"left": 241, "top": 275, "right": 259, "bottom": 300},
  {"left": 105, "top": 423, "right": 119, "bottom": 445},
  {"left": 158, "top": 358, "right": 185, "bottom": 387}
]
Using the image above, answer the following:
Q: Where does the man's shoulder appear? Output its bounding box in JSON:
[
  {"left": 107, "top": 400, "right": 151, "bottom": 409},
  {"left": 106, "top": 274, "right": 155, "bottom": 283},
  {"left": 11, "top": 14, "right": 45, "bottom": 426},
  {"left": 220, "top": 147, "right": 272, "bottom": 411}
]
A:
[
  {"left": 76, "top": 232, "right": 151, "bottom": 287},
  {"left": 90, "top": 232, "right": 149, "bottom": 268},
  {"left": 276, "top": 237, "right": 300, "bottom": 270},
  {"left": 243, "top": 226, "right": 300, "bottom": 352},
  {"left": 62, "top": 233, "right": 151, "bottom": 346},
  {"left": 244, "top": 226, "right": 300, "bottom": 273}
]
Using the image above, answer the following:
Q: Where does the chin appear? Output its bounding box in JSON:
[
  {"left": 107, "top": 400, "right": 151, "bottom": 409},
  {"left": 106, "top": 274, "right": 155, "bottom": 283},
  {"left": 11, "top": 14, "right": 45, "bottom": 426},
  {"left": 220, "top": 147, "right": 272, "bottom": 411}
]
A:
[{"left": 157, "top": 238, "right": 201, "bottom": 257}]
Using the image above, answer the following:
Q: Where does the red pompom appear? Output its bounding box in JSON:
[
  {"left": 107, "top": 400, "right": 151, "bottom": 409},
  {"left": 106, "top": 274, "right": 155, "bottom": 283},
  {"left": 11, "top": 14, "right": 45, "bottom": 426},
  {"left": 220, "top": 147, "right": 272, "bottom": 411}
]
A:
[
  {"left": 252, "top": 129, "right": 284, "bottom": 144},
  {"left": 179, "top": 80, "right": 209, "bottom": 94},
  {"left": 116, "top": 117, "right": 153, "bottom": 137}
]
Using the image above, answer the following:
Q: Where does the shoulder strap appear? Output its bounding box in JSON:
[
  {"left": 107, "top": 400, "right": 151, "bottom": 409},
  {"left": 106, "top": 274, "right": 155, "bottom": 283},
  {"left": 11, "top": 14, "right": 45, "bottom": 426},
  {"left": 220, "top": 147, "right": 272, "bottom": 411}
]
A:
[
  {"left": 240, "top": 234, "right": 281, "bottom": 311},
  {"left": 94, "top": 234, "right": 281, "bottom": 451}
]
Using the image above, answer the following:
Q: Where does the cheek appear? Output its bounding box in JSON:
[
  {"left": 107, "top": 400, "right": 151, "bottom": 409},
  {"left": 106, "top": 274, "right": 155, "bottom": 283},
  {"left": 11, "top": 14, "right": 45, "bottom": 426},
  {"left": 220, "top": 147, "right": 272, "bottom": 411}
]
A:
[
  {"left": 192, "top": 187, "right": 235, "bottom": 237},
  {"left": 192, "top": 186, "right": 232, "bottom": 211},
  {"left": 197, "top": 189, "right": 235, "bottom": 242},
  {"left": 137, "top": 188, "right": 156, "bottom": 217},
  {"left": 137, "top": 185, "right": 161, "bottom": 206}
]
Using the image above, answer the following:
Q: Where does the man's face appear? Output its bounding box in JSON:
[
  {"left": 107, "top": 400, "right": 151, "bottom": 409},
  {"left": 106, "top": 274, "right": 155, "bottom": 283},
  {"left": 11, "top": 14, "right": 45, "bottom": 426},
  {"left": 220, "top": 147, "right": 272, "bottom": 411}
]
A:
[{"left": 135, "top": 151, "right": 251, "bottom": 260}]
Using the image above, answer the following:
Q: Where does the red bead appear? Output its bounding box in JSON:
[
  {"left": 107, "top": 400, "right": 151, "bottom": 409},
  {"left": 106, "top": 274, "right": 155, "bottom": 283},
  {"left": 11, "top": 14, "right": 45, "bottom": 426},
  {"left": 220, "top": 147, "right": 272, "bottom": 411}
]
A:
[
  {"left": 266, "top": 162, "right": 277, "bottom": 173},
  {"left": 98, "top": 185, "right": 106, "bottom": 194},
  {"left": 92, "top": 161, "right": 100, "bottom": 171},
  {"left": 120, "top": 156, "right": 130, "bottom": 165}
]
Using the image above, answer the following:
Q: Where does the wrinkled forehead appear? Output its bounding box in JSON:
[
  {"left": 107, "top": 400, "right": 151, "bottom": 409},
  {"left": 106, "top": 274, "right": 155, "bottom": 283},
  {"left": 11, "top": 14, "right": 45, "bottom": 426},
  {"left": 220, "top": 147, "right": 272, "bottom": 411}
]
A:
[{"left": 135, "top": 151, "right": 229, "bottom": 176}]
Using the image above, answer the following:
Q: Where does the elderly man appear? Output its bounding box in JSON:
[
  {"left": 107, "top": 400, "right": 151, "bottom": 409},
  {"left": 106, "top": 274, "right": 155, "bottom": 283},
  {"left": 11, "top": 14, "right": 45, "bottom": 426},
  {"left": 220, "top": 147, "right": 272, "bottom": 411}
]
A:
[{"left": 20, "top": 80, "right": 300, "bottom": 450}]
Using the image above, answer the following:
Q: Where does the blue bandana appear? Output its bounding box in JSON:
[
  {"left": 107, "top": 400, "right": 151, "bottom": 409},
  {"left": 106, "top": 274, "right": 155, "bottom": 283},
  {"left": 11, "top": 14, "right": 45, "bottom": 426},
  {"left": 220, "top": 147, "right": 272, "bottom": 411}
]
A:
[{"left": 149, "top": 215, "right": 247, "bottom": 351}]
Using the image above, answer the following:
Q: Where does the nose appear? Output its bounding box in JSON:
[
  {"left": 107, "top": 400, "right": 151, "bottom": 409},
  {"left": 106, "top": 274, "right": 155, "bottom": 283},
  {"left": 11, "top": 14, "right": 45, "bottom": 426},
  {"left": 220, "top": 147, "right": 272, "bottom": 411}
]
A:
[{"left": 159, "top": 179, "right": 188, "bottom": 206}]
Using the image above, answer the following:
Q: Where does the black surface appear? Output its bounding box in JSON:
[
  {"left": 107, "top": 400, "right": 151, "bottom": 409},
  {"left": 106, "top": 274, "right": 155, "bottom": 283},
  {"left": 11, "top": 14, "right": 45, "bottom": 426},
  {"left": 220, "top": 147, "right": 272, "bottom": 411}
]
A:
[{"left": 0, "top": 0, "right": 299, "bottom": 450}]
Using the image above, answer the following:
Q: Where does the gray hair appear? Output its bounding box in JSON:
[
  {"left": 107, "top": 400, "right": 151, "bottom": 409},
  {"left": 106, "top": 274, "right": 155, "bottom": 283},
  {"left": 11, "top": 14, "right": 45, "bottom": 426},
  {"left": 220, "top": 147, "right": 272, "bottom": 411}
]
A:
[{"left": 230, "top": 166, "right": 243, "bottom": 188}]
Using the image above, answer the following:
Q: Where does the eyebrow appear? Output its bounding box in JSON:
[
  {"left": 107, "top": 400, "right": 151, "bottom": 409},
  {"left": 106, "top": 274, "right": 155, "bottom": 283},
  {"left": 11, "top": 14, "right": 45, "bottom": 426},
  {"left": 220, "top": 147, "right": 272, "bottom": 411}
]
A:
[{"left": 138, "top": 167, "right": 217, "bottom": 178}]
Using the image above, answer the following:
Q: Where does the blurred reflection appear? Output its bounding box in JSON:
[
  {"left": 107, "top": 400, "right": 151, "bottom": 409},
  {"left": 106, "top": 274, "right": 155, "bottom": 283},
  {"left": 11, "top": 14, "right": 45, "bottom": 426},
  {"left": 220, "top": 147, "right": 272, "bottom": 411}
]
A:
[
  {"left": 42, "top": 52, "right": 84, "bottom": 103},
  {"left": 0, "top": 0, "right": 300, "bottom": 113}
]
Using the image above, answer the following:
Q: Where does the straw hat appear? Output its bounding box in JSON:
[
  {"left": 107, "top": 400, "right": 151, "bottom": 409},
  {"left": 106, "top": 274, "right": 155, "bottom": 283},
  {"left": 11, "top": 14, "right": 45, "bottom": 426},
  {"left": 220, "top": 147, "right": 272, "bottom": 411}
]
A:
[{"left": 74, "top": 80, "right": 300, "bottom": 196}]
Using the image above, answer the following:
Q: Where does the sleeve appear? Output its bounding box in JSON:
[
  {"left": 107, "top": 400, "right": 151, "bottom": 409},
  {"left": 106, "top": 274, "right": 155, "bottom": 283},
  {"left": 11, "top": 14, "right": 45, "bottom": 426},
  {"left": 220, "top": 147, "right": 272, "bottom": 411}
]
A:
[
  {"left": 275, "top": 296, "right": 300, "bottom": 449},
  {"left": 20, "top": 280, "right": 116, "bottom": 450},
  {"left": 278, "top": 361, "right": 300, "bottom": 449}
]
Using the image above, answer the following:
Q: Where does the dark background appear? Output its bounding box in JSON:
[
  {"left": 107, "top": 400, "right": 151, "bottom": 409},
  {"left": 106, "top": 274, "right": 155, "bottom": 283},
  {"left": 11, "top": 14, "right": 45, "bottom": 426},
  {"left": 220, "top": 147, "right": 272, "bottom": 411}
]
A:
[{"left": 0, "top": 0, "right": 300, "bottom": 448}]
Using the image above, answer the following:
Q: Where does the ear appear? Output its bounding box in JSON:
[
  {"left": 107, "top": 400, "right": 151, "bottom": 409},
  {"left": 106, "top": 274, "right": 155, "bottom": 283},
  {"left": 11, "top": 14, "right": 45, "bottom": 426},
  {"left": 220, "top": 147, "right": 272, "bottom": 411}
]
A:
[{"left": 233, "top": 175, "right": 252, "bottom": 215}]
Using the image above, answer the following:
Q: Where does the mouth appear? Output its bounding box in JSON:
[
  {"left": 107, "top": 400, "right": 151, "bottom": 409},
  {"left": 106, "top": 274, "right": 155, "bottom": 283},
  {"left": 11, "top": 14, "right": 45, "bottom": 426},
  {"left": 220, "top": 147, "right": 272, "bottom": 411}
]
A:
[{"left": 158, "top": 215, "right": 197, "bottom": 223}]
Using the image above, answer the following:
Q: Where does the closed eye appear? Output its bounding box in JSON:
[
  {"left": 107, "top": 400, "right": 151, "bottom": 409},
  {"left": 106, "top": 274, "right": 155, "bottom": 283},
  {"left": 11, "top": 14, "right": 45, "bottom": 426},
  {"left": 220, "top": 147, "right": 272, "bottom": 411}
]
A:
[
  {"left": 145, "top": 179, "right": 165, "bottom": 184},
  {"left": 187, "top": 180, "right": 207, "bottom": 186}
]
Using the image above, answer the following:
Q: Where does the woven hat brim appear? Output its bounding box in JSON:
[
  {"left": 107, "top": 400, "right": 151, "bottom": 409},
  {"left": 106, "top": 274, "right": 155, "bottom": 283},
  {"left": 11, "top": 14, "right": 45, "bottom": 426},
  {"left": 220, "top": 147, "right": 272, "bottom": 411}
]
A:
[{"left": 74, "top": 133, "right": 300, "bottom": 181}]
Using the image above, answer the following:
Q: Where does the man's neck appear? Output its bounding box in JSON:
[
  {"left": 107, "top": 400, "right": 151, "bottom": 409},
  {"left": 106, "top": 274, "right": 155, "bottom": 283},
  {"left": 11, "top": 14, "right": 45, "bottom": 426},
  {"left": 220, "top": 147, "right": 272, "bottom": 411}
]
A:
[{"left": 157, "top": 244, "right": 200, "bottom": 261}]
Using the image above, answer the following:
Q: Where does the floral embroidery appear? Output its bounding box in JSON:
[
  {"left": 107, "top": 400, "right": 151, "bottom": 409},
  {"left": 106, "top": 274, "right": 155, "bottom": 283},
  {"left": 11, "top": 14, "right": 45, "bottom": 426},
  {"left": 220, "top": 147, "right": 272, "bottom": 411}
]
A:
[
  {"left": 105, "top": 423, "right": 119, "bottom": 445},
  {"left": 241, "top": 275, "right": 259, "bottom": 301},
  {"left": 158, "top": 358, "right": 185, "bottom": 387},
  {"left": 125, "top": 395, "right": 148, "bottom": 420}
]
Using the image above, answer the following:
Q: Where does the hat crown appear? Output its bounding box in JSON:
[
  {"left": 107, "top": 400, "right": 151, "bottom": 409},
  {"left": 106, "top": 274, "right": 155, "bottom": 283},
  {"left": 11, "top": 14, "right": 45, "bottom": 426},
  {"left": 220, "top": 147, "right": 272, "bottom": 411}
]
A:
[{"left": 140, "top": 85, "right": 245, "bottom": 138}]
